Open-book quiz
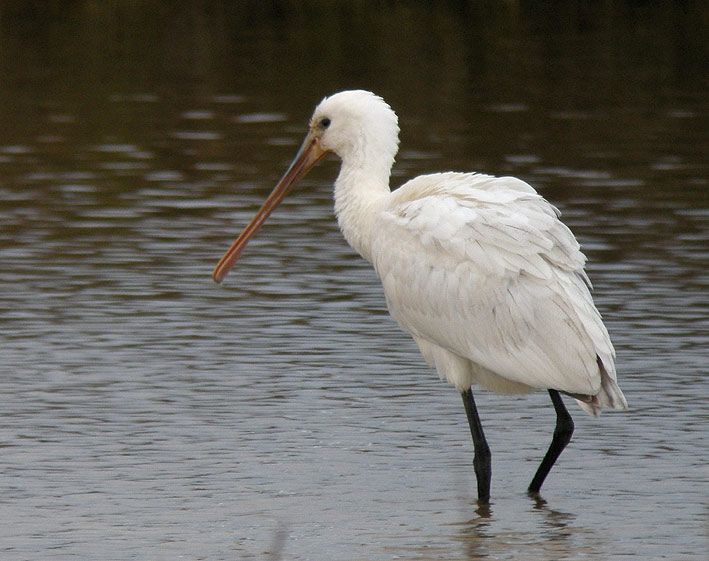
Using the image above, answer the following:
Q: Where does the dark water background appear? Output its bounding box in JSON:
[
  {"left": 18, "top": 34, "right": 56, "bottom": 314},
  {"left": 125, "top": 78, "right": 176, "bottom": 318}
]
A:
[{"left": 0, "top": 1, "right": 707, "bottom": 559}]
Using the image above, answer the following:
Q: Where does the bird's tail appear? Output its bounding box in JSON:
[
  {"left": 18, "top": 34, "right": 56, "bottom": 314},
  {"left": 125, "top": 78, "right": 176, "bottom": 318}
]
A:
[{"left": 574, "top": 356, "right": 628, "bottom": 417}]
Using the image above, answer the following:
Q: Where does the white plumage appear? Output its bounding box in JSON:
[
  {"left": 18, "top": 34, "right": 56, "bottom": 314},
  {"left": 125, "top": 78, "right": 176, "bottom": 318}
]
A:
[
  {"left": 213, "top": 90, "right": 628, "bottom": 502},
  {"left": 370, "top": 172, "right": 620, "bottom": 414}
]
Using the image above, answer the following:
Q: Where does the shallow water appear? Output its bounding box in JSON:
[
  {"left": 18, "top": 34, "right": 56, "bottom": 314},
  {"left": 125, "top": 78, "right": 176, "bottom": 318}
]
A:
[{"left": 1, "top": 2, "right": 707, "bottom": 560}]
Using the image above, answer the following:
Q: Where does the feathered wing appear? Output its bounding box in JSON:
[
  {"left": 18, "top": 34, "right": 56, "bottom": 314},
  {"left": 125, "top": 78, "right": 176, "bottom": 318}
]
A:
[{"left": 370, "top": 173, "right": 627, "bottom": 415}]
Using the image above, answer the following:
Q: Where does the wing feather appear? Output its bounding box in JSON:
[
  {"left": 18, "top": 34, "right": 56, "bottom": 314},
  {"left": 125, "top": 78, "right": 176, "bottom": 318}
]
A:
[{"left": 371, "top": 172, "right": 612, "bottom": 396}]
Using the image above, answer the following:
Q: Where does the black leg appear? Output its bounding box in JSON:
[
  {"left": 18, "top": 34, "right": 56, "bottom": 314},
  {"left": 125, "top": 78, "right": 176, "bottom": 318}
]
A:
[
  {"left": 528, "top": 389, "right": 574, "bottom": 496},
  {"left": 461, "top": 388, "right": 491, "bottom": 504}
]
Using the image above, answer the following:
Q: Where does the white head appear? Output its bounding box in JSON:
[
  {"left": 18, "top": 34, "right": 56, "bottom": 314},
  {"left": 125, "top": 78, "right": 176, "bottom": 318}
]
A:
[
  {"left": 308, "top": 90, "right": 400, "bottom": 169},
  {"left": 213, "top": 90, "right": 400, "bottom": 283}
]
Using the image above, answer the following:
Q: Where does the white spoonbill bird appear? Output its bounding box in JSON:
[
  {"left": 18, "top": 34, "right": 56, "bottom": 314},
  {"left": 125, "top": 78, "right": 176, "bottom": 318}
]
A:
[{"left": 213, "top": 90, "right": 628, "bottom": 504}]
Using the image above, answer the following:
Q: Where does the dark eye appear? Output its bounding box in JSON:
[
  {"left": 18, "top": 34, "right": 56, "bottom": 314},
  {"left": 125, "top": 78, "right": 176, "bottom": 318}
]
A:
[{"left": 320, "top": 117, "right": 331, "bottom": 129}]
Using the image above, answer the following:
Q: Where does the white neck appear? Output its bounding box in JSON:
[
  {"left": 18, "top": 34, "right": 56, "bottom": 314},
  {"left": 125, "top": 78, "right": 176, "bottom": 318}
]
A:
[{"left": 333, "top": 154, "right": 392, "bottom": 263}]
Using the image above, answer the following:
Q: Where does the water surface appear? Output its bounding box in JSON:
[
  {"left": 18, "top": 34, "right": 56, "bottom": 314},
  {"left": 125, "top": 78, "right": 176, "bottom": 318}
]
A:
[{"left": 0, "top": 2, "right": 707, "bottom": 560}]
